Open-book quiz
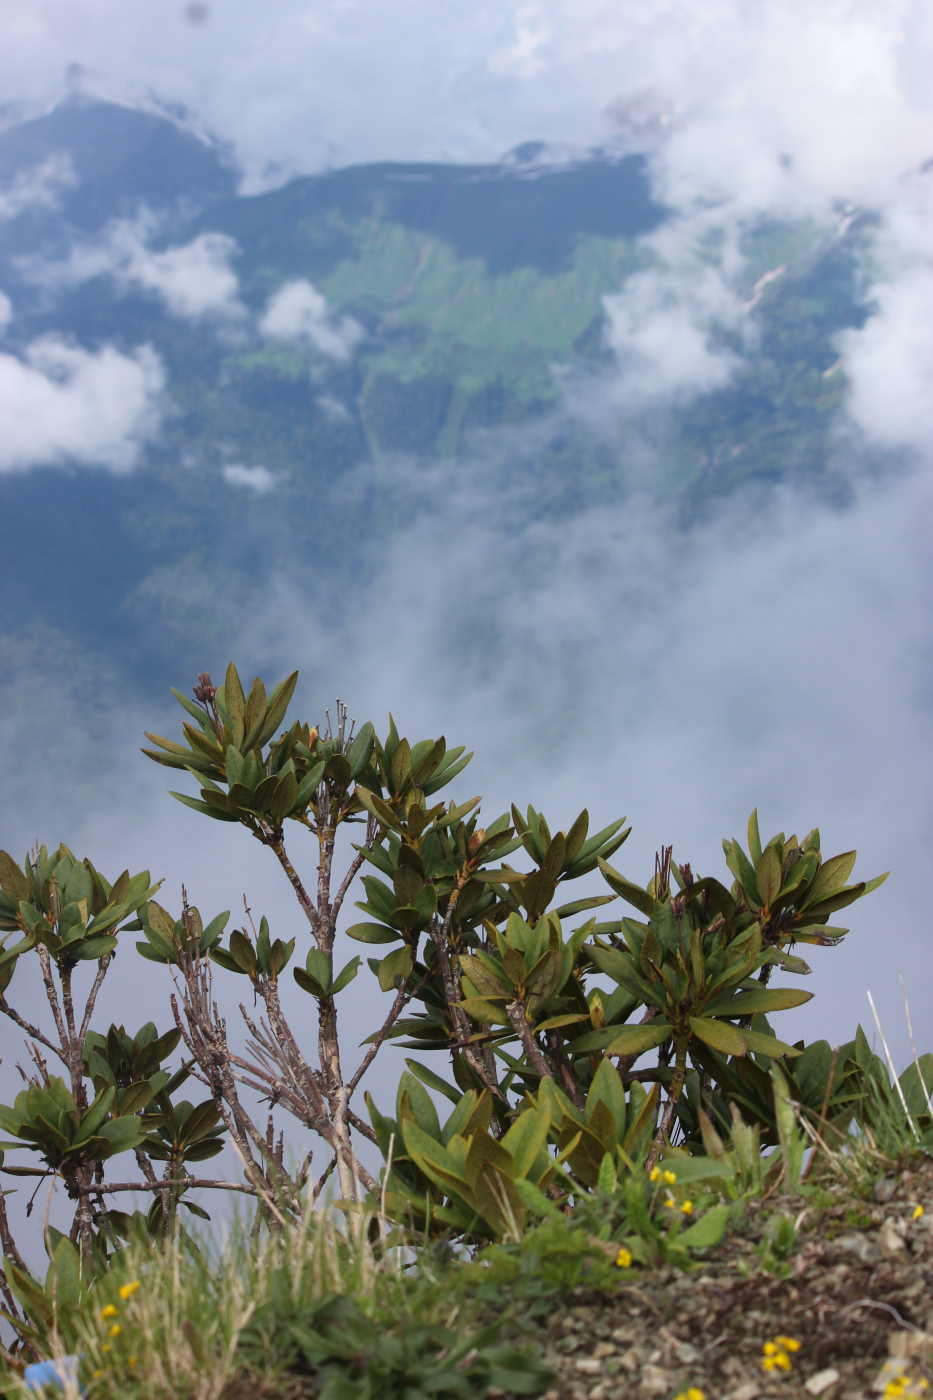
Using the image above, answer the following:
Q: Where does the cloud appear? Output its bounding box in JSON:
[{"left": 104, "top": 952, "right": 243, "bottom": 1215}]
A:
[
  {"left": 124, "top": 229, "right": 243, "bottom": 319},
  {"left": 0, "top": 0, "right": 929, "bottom": 203},
  {"left": 0, "top": 336, "right": 163, "bottom": 472},
  {"left": 839, "top": 266, "right": 933, "bottom": 452},
  {"left": 0, "top": 152, "right": 75, "bottom": 221},
  {"left": 22, "top": 222, "right": 245, "bottom": 321},
  {"left": 836, "top": 173, "right": 933, "bottom": 454},
  {"left": 223, "top": 462, "right": 275, "bottom": 492},
  {"left": 488, "top": 5, "right": 551, "bottom": 79},
  {"left": 231, "top": 444, "right": 933, "bottom": 1067},
  {"left": 0, "top": 290, "right": 11, "bottom": 329},
  {"left": 259, "top": 280, "right": 363, "bottom": 359},
  {"left": 603, "top": 256, "right": 746, "bottom": 404}
]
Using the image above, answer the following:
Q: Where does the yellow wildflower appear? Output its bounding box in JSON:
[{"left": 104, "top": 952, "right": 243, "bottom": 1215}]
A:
[
  {"left": 761, "top": 1336, "right": 800, "bottom": 1372},
  {"left": 674, "top": 1390, "right": 705, "bottom": 1400},
  {"left": 128, "top": 1357, "right": 137, "bottom": 1368},
  {"left": 102, "top": 1346, "right": 111, "bottom": 1355},
  {"left": 109, "top": 1324, "right": 121, "bottom": 1338},
  {"left": 615, "top": 1246, "right": 632, "bottom": 1268},
  {"left": 885, "top": 1378, "right": 929, "bottom": 1400},
  {"left": 649, "top": 1166, "right": 661, "bottom": 1182},
  {"left": 664, "top": 1194, "right": 676, "bottom": 1210},
  {"left": 119, "top": 1279, "right": 140, "bottom": 1300},
  {"left": 912, "top": 1205, "right": 924, "bottom": 1220},
  {"left": 663, "top": 1169, "right": 678, "bottom": 1185},
  {"left": 99, "top": 1304, "right": 118, "bottom": 1320},
  {"left": 680, "top": 1200, "right": 694, "bottom": 1214},
  {"left": 92, "top": 1371, "right": 103, "bottom": 1380}
]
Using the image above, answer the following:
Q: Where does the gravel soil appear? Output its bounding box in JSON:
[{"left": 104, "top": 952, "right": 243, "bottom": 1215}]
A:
[{"left": 525, "top": 1162, "right": 933, "bottom": 1400}]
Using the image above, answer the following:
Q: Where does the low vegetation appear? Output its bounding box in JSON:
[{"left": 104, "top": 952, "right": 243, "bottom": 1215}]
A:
[{"left": 0, "top": 662, "right": 930, "bottom": 1399}]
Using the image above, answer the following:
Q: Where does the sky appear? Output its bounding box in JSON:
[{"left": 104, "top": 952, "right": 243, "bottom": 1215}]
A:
[{"left": 1, "top": 0, "right": 932, "bottom": 1252}]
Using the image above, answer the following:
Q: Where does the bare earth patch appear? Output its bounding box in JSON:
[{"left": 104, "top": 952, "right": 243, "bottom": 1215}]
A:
[{"left": 527, "top": 1162, "right": 933, "bottom": 1400}]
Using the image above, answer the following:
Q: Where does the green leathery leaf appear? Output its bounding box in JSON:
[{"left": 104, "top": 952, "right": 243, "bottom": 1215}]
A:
[
  {"left": 74, "top": 1086, "right": 116, "bottom": 1143},
  {"left": 514, "top": 1176, "right": 562, "bottom": 1219},
  {"left": 604, "top": 1022, "right": 671, "bottom": 1057},
  {"left": 346, "top": 724, "right": 376, "bottom": 781},
  {"left": 458, "top": 953, "right": 511, "bottom": 998},
  {"left": 565, "top": 818, "right": 630, "bottom": 876},
  {"left": 705, "top": 986, "right": 812, "bottom": 1017},
  {"left": 731, "top": 839, "right": 762, "bottom": 908},
  {"left": 403, "top": 1059, "right": 462, "bottom": 1107},
  {"left": 223, "top": 663, "right": 246, "bottom": 746},
  {"left": 257, "top": 672, "right": 298, "bottom": 747},
  {"left": 115, "top": 1081, "right": 153, "bottom": 1117},
  {"left": 553, "top": 893, "right": 616, "bottom": 918},
  {"left": 71, "top": 934, "right": 118, "bottom": 961},
  {"left": 294, "top": 967, "right": 326, "bottom": 996},
  {"left": 390, "top": 738, "right": 412, "bottom": 796},
  {"left": 598, "top": 859, "right": 656, "bottom": 917},
  {"left": 170, "top": 792, "right": 238, "bottom": 822},
  {"left": 304, "top": 949, "right": 333, "bottom": 992},
  {"left": 458, "top": 997, "right": 511, "bottom": 1025},
  {"left": 772, "top": 1062, "right": 804, "bottom": 1185},
  {"left": 500, "top": 1101, "right": 552, "bottom": 1177},
  {"left": 0, "top": 853, "right": 30, "bottom": 906},
  {"left": 747, "top": 809, "right": 763, "bottom": 867},
  {"left": 199, "top": 910, "right": 230, "bottom": 951},
  {"left": 564, "top": 810, "right": 589, "bottom": 866},
  {"left": 330, "top": 956, "right": 361, "bottom": 995},
  {"left": 534, "top": 1013, "right": 588, "bottom": 1032},
  {"left": 679, "top": 1204, "right": 731, "bottom": 1249},
  {"left": 94, "top": 1117, "right": 144, "bottom": 1154},
  {"left": 229, "top": 930, "right": 257, "bottom": 976},
  {"left": 422, "top": 750, "right": 473, "bottom": 795},
  {"left": 241, "top": 676, "right": 268, "bottom": 753},
  {"left": 689, "top": 1017, "right": 747, "bottom": 1056},
  {"left": 622, "top": 1082, "right": 659, "bottom": 1155},
  {"left": 292, "top": 763, "right": 326, "bottom": 812},
  {"left": 411, "top": 737, "right": 446, "bottom": 788},
  {"left": 755, "top": 846, "right": 782, "bottom": 908},
  {"left": 271, "top": 770, "right": 298, "bottom": 824},
  {"left": 585, "top": 1057, "right": 627, "bottom": 1142},
  {"left": 345, "top": 922, "right": 400, "bottom": 944},
  {"left": 378, "top": 945, "right": 412, "bottom": 992},
  {"left": 398, "top": 1073, "right": 443, "bottom": 1144},
  {"left": 798, "top": 850, "right": 857, "bottom": 910},
  {"left": 741, "top": 1029, "right": 803, "bottom": 1059}
]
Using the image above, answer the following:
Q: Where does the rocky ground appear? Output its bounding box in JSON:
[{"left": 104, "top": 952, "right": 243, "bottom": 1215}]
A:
[{"left": 525, "top": 1162, "right": 933, "bottom": 1400}]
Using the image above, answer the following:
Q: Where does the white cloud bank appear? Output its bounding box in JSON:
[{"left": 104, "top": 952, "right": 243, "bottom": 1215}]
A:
[
  {"left": 0, "top": 0, "right": 929, "bottom": 206},
  {"left": 23, "top": 223, "right": 245, "bottom": 321},
  {"left": 0, "top": 153, "right": 75, "bottom": 221},
  {"left": 0, "top": 337, "right": 163, "bottom": 473},
  {"left": 840, "top": 266, "right": 933, "bottom": 452},
  {"left": 122, "top": 230, "right": 243, "bottom": 320},
  {"left": 223, "top": 462, "right": 275, "bottom": 492},
  {"left": 835, "top": 174, "right": 933, "bottom": 454},
  {"left": 259, "top": 280, "right": 363, "bottom": 360},
  {"left": 604, "top": 258, "right": 746, "bottom": 404}
]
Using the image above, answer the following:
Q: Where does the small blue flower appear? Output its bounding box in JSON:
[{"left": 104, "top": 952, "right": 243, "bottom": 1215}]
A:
[{"left": 23, "top": 1356, "right": 83, "bottom": 1394}]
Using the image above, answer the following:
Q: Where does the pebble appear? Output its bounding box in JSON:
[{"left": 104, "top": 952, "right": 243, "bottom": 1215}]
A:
[
  {"left": 638, "top": 1364, "right": 671, "bottom": 1397},
  {"left": 805, "top": 1368, "right": 841, "bottom": 1395},
  {"left": 880, "top": 1219, "right": 907, "bottom": 1256}
]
